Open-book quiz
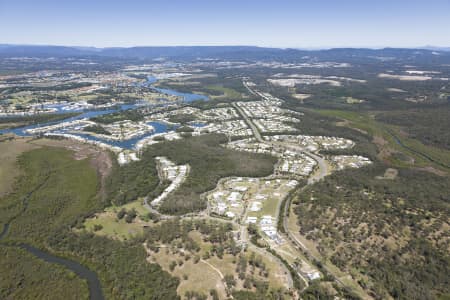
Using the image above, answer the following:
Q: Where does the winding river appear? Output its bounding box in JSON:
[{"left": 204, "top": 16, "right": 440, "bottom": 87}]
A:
[
  {"left": 0, "top": 185, "right": 105, "bottom": 299},
  {"left": 0, "top": 171, "right": 105, "bottom": 299},
  {"left": 20, "top": 244, "right": 104, "bottom": 300},
  {"left": 0, "top": 76, "right": 209, "bottom": 149},
  {"left": 0, "top": 76, "right": 209, "bottom": 299}
]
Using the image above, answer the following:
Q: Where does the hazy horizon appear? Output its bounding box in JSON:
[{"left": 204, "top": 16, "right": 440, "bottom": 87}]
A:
[{"left": 1, "top": 43, "right": 450, "bottom": 50}]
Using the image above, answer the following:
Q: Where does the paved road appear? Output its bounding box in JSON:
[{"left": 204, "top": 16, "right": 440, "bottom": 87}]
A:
[
  {"left": 242, "top": 80, "right": 259, "bottom": 97},
  {"left": 239, "top": 81, "right": 372, "bottom": 299},
  {"left": 232, "top": 102, "right": 263, "bottom": 142},
  {"left": 237, "top": 194, "right": 294, "bottom": 290},
  {"left": 272, "top": 141, "right": 330, "bottom": 184},
  {"left": 279, "top": 154, "right": 372, "bottom": 299},
  {"left": 143, "top": 164, "right": 190, "bottom": 219},
  {"left": 246, "top": 242, "right": 294, "bottom": 289},
  {"left": 233, "top": 87, "right": 315, "bottom": 292},
  {"left": 305, "top": 151, "right": 329, "bottom": 184},
  {"left": 235, "top": 84, "right": 330, "bottom": 185},
  {"left": 142, "top": 82, "right": 366, "bottom": 297}
]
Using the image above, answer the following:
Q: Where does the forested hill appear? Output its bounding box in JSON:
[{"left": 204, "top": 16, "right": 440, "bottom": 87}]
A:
[{"left": 1, "top": 44, "right": 450, "bottom": 62}]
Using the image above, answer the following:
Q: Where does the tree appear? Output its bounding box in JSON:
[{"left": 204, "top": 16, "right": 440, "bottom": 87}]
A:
[
  {"left": 93, "top": 224, "right": 103, "bottom": 232},
  {"left": 169, "top": 261, "right": 177, "bottom": 271},
  {"left": 125, "top": 208, "right": 137, "bottom": 223},
  {"left": 116, "top": 208, "right": 126, "bottom": 220},
  {"left": 224, "top": 274, "right": 236, "bottom": 288},
  {"left": 210, "top": 289, "right": 219, "bottom": 300}
]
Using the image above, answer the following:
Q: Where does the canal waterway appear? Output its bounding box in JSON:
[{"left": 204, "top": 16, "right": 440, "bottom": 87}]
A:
[
  {"left": 0, "top": 75, "right": 209, "bottom": 299},
  {"left": 0, "top": 76, "right": 208, "bottom": 149}
]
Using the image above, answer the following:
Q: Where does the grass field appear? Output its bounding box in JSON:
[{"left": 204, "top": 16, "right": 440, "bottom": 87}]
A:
[
  {"left": 154, "top": 81, "right": 243, "bottom": 101},
  {"left": 2, "top": 146, "right": 99, "bottom": 244},
  {"left": 258, "top": 196, "right": 279, "bottom": 216},
  {"left": 84, "top": 213, "right": 144, "bottom": 240},
  {"left": 83, "top": 198, "right": 149, "bottom": 240},
  {"left": 203, "top": 85, "right": 243, "bottom": 100},
  {"left": 0, "top": 137, "right": 38, "bottom": 197}
]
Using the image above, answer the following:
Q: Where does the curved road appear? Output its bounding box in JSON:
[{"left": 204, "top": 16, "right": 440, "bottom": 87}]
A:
[
  {"left": 237, "top": 82, "right": 371, "bottom": 299},
  {"left": 233, "top": 100, "right": 330, "bottom": 185}
]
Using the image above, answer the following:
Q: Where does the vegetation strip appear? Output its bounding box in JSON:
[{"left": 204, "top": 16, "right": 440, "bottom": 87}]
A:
[{"left": 387, "top": 129, "right": 450, "bottom": 169}]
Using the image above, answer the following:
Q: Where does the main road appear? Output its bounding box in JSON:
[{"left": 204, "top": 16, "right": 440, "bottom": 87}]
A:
[
  {"left": 237, "top": 81, "right": 372, "bottom": 299},
  {"left": 232, "top": 98, "right": 330, "bottom": 184}
]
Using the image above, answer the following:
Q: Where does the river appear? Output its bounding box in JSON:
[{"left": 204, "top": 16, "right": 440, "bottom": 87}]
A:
[
  {"left": 0, "top": 190, "right": 105, "bottom": 300},
  {"left": 0, "top": 75, "right": 209, "bottom": 299},
  {"left": 0, "top": 76, "right": 209, "bottom": 149},
  {"left": 20, "top": 244, "right": 104, "bottom": 300}
]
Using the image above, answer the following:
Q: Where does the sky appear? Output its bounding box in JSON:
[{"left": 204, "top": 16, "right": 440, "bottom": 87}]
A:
[{"left": 0, "top": 0, "right": 449, "bottom": 48}]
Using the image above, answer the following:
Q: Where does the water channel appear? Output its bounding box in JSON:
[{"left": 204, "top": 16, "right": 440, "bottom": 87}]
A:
[
  {"left": 0, "top": 76, "right": 209, "bottom": 149},
  {"left": 0, "top": 76, "right": 209, "bottom": 299}
]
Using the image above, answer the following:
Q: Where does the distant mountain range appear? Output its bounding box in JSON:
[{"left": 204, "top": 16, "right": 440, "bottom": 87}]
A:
[
  {"left": 420, "top": 46, "right": 450, "bottom": 52},
  {"left": 0, "top": 44, "right": 449, "bottom": 61}
]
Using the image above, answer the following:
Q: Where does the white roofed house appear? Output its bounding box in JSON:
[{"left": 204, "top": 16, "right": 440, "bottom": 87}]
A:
[
  {"left": 213, "top": 191, "right": 225, "bottom": 200},
  {"left": 216, "top": 202, "right": 227, "bottom": 215},
  {"left": 306, "top": 271, "right": 321, "bottom": 281},
  {"left": 260, "top": 215, "right": 274, "bottom": 225},
  {"left": 227, "top": 191, "right": 242, "bottom": 202},
  {"left": 249, "top": 201, "right": 262, "bottom": 212},
  {"left": 225, "top": 211, "right": 235, "bottom": 218},
  {"left": 233, "top": 186, "right": 248, "bottom": 192},
  {"left": 255, "top": 194, "right": 267, "bottom": 201},
  {"left": 246, "top": 216, "right": 257, "bottom": 224}
]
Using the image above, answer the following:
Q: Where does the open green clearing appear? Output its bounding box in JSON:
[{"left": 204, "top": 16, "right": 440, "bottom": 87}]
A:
[
  {"left": 202, "top": 85, "right": 243, "bottom": 100},
  {"left": 83, "top": 198, "right": 151, "bottom": 240},
  {"left": 83, "top": 212, "right": 145, "bottom": 240},
  {"left": 151, "top": 248, "right": 227, "bottom": 298},
  {"left": 0, "top": 138, "right": 38, "bottom": 197}
]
